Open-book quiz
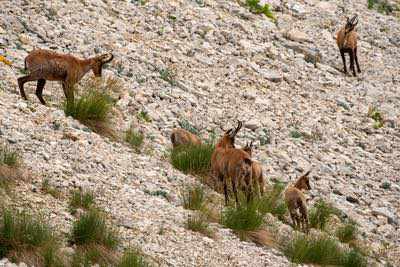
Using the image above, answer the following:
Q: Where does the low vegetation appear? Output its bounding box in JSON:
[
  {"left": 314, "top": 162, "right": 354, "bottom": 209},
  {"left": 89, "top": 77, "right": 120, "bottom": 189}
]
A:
[
  {"left": 69, "top": 209, "right": 119, "bottom": 249},
  {"left": 64, "top": 89, "right": 114, "bottom": 135},
  {"left": 0, "top": 144, "right": 20, "bottom": 167},
  {"left": 0, "top": 209, "right": 63, "bottom": 266},
  {"left": 41, "top": 178, "right": 62, "bottom": 199},
  {"left": 284, "top": 234, "right": 367, "bottom": 266},
  {"left": 0, "top": 145, "right": 22, "bottom": 191},
  {"left": 69, "top": 189, "right": 95, "bottom": 214},
  {"left": 257, "top": 182, "right": 287, "bottom": 221},
  {"left": 117, "top": 249, "right": 151, "bottom": 267},
  {"left": 159, "top": 67, "right": 177, "bottom": 86},
  {"left": 336, "top": 221, "right": 358, "bottom": 244},
  {"left": 170, "top": 143, "right": 214, "bottom": 175},
  {"left": 137, "top": 110, "right": 152, "bottom": 123},
  {"left": 125, "top": 127, "right": 145, "bottom": 152},
  {"left": 368, "top": 0, "right": 395, "bottom": 14},
  {"left": 245, "top": 0, "right": 275, "bottom": 21},
  {"left": 186, "top": 214, "right": 213, "bottom": 238},
  {"left": 178, "top": 120, "right": 199, "bottom": 135},
  {"left": 309, "top": 199, "right": 340, "bottom": 230},
  {"left": 367, "top": 106, "right": 384, "bottom": 129},
  {"left": 221, "top": 197, "right": 263, "bottom": 239},
  {"left": 181, "top": 185, "right": 206, "bottom": 210}
]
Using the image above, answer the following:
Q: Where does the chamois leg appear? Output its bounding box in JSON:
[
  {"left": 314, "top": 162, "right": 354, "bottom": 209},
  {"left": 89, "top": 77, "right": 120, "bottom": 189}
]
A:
[
  {"left": 17, "top": 75, "right": 36, "bottom": 100},
  {"left": 340, "top": 49, "right": 347, "bottom": 74},
  {"left": 299, "top": 202, "right": 309, "bottom": 233},
  {"left": 245, "top": 177, "right": 253, "bottom": 203},
  {"left": 62, "top": 82, "right": 74, "bottom": 104},
  {"left": 349, "top": 50, "right": 356, "bottom": 77},
  {"left": 354, "top": 47, "right": 361, "bottom": 73},
  {"left": 232, "top": 179, "right": 239, "bottom": 206},
  {"left": 259, "top": 175, "right": 265, "bottom": 197},
  {"left": 36, "top": 79, "right": 46, "bottom": 105},
  {"left": 289, "top": 211, "right": 299, "bottom": 229},
  {"left": 223, "top": 179, "right": 229, "bottom": 206}
]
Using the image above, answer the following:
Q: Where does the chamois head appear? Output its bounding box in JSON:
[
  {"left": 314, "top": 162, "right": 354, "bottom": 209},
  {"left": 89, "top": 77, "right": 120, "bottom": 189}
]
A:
[
  {"left": 242, "top": 141, "right": 254, "bottom": 157},
  {"left": 216, "top": 121, "right": 243, "bottom": 149},
  {"left": 344, "top": 15, "right": 358, "bottom": 34},
  {"left": 91, "top": 53, "right": 114, "bottom": 77},
  {"left": 294, "top": 170, "right": 311, "bottom": 191}
]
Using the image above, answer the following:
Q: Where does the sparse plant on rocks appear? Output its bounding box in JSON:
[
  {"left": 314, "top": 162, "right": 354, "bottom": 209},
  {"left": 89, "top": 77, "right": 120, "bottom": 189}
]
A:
[
  {"left": 309, "top": 199, "right": 339, "bottom": 230},
  {"left": 117, "top": 249, "right": 151, "bottom": 267},
  {"left": 0, "top": 144, "right": 20, "bottom": 167},
  {"left": 159, "top": 68, "right": 176, "bottom": 86},
  {"left": 41, "top": 178, "right": 62, "bottom": 199},
  {"left": 69, "top": 189, "right": 95, "bottom": 214},
  {"left": 137, "top": 110, "right": 152, "bottom": 123},
  {"left": 181, "top": 185, "right": 205, "bottom": 211},
  {"left": 125, "top": 127, "right": 145, "bottom": 152},
  {"left": 178, "top": 120, "right": 199, "bottom": 135},
  {"left": 186, "top": 214, "right": 213, "bottom": 238},
  {"left": 336, "top": 221, "right": 358, "bottom": 244},
  {"left": 368, "top": 106, "right": 384, "bottom": 129},
  {"left": 245, "top": 0, "right": 275, "bottom": 21}
]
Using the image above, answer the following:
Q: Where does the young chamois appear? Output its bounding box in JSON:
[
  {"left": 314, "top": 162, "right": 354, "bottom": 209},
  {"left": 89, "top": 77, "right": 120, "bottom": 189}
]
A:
[
  {"left": 211, "top": 121, "right": 253, "bottom": 206},
  {"left": 242, "top": 141, "right": 265, "bottom": 197},
  {"left": 336, "top": 15, "right": 361, "bottom": 76},
  {"left": 17, "top": 49, "right": 114, "bottom": 105},
  {"left": 284, "top": 170, "right": 311, "bottom": 233},
  {"left": 170, "top": 128, "right": 201, "bottom": 148}
]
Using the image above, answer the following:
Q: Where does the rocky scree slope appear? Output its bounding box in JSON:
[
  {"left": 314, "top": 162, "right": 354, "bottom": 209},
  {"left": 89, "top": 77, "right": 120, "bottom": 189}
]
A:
[{"left": 0, "top": 0, "right": 400, "bottom": 266}]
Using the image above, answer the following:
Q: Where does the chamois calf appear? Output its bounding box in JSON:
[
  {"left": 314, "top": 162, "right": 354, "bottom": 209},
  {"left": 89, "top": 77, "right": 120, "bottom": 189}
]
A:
[
  {"left": 211, "top": 121, "right": 253, "bottom": 205},
  {"left": 17, "top": 49, "right": 114, "bottom": 105},
  {"left": 336, "top": 15, "right": 361, "bottom": 76},
  {"left": 284, "top": 170, "right": 311, "bottom": 233},
  {"left": 242, "top": 141, "right": 265, "bottom": 197},
  {"left": 170, "top": 128, "right": 201, "bottom": 148}
]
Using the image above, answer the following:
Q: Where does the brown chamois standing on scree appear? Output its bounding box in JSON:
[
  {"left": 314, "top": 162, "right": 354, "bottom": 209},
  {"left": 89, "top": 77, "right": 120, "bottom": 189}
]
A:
[
  {"left": 170, "top": 128, "right": 202, "bottom": 148},
  {"left": 242, "top": 141, "right": 265, "bottom": 197},
  {"left": 211, "top": 121, "right": 253, "bottom": 206},
  {"left": 17, "top": 49, "right": 114, "bottom": 105},
  {"left": 336, "top": 15, "right": 361, "bottom": 77},
  {"left": 284, "top": 170, "right": 312, "bottom": 233}
]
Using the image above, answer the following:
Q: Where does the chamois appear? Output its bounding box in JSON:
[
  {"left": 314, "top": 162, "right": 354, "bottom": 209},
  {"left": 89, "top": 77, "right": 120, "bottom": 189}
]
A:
[
  {"left": 170, "top": 128, "right": 202, "bottom": 148},
  {"left": 284, "top": 170, "right": 311, "bottom": 232},
  {"left": 17, "top": 49, "right": 114, "bottom": 105},
  {"left": 336, "top": 15, "right": 361, "bottom": 76},
  {"left": 211, "top": 121, "right": 253, "bottom": 205},
  {"left": 242, "top": 141, "right": 265, "bottom": 197}
]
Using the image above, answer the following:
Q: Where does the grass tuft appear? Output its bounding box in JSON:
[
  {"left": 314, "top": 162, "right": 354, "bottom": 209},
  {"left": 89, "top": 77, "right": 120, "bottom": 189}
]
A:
[
  {"left": 118, "top": 249, "right": 151, "bottom": 267},
  {"left": 309, "top": 199, "right": 339, "bottom": 230},
  {"left": 69, "top": 209, "right": 119, "bottom": 250},
  {"left": 186, "top": 214, "right": 213, "bottom": 238},
  {"left": 336, "top": 221, "right": 358, "bottom": 244},
  {"left": 181, "top": 185, "right": 205, "bottom": 211},
  {"left": 137, "top": 110, "right": 152, "bottom": 123},
  {"left": 69, "top": 189, "right": 95, "bottom": 214},
  {"left": 0, "top": 209, "right": 62, "bottom": 265},
  {"left": 170, "top": 143, "right": 214, "bottom": 175},
  {"left": 368, "top": 106, "right": 384, "bottom": 129},
  {"left": 41, "top": 178, "right": 61, "bottom": 199},
  {"left": 125, "top": 127, "right": 144, "bottom": 152},
  {"left": 221, "top": 197, "right": 263, "bottom": 238},
  {"left": 258, "top": 182, "right": 287, "bottom": 221},
  {"left": 0, "top": 144, "right": 20, "bottom": 167},
  {"left": 159, "top": 68, "right": 176, "bottom": 86}
]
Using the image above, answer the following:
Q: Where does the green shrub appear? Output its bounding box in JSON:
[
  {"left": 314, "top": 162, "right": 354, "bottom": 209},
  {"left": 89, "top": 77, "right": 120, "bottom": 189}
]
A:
[
  {"left": 118, "top": 249, "right": 151, "bottom": 267},
  {"left": 258, "top": 182, "right": 287, "bottom": 220},
  {"left": 137, "top": 111, "right": 152, "bottom": 123},
  {"left": 221, "top": 198, "right": 263, "bottom": 236},
  {"left": 125, "top": 128, "right": 144, "bottom": 152},
  {"left": 64, "top": 90, "right": 113, "bottom": 124},
  {"left": 368, "top": 0, "right": 377, "bottom": 9},
  {"left": 368, "top": 106, "right": 384, "bottom": 129},
  {"left": 69, "top": 189, "right": 95, "bottom": 214},
  {"left": 0, "top": 209, "right": 62, "bottom": 264},
  {"left": 181, "top": 185, "right": 205, "bottom": 211},
  {"left": 309, "top": 199, "right": 338, "bottom": 230},
  {"left": 0, "top": 144, "right": 20, "bottom": 167},
  {"left": 284, "top": 235, "right": 343, "bottom": 265},
  {"left": 186, "top": 214, "right": 213, "bottom": 238},
  {"left": 70, "top": 209, "right": 119, "bottom": 249},
  {"left": 71, "top": 245, "right": 116, "bottom": 267},
  {"left": 245, "top": 0, "right": 275, "bottom": 21},
  {"left": 290, "top": 130, "right": 303, "bottom": 139},
  {"left": 170, "top": 143, "right": 214, "bottom": 175},
  {"left": 336, "top": 221, "right": 358, "bottom": 243}
]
